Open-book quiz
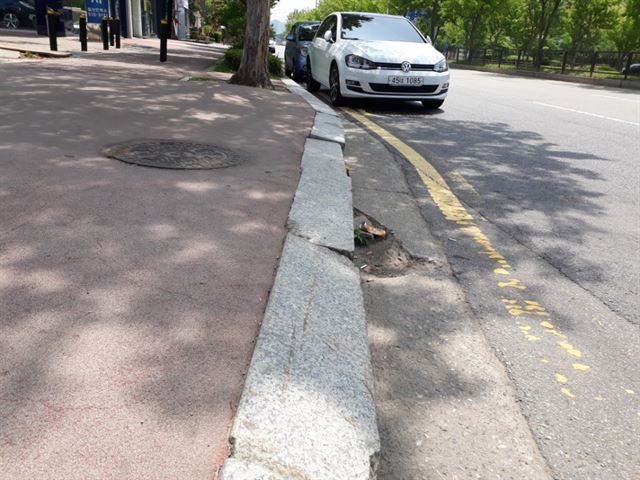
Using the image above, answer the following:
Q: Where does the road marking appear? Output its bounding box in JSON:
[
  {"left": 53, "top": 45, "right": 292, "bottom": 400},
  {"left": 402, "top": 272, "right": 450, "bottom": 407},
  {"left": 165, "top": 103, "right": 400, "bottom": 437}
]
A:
[
  {"left": 341, "top": 106, "right": 594, "bottom": 399},
  {"left": 530, "top": 101, "right": 640, "bottom": 126},
  {"left": 573, "top": 363, "right": 590, "bottom": 372}
]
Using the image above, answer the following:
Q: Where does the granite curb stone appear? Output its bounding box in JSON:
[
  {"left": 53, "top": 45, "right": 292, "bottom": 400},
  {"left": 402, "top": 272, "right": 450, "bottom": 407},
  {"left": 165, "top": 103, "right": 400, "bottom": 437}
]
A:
[
  {"left": 281, "top": 77, "right": 339, "bottom": 117},
  {"left": 310, "top": 112, "right": 346, "bottom": 147},
  {"left": 218, "top": 78, "right": 379, "bottom": 479},
  {"left": 218, "top": 234, "right": 379, "bottom": 480},
  {"left": 0, "top": 43, "right": 72, "bottom": 57},
  {"left": 287, "top": 138, "right": 354, "bottom": 253}
]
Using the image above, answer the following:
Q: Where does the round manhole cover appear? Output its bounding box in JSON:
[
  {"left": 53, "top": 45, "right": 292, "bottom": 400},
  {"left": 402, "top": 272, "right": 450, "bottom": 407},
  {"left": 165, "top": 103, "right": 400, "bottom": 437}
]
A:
[{"left": 104, "top": 140, "right": 240, "bottom": 170}]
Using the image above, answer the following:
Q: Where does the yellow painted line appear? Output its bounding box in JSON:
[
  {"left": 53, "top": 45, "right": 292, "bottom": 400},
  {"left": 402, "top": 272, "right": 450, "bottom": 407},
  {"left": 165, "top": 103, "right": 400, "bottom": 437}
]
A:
[
  {"left": 342, "top": 108, "right": 451, "bottom": 188},
  {"left": 341, "top": 106, "right": 595, "bottom": 398},
  {"left": 572, "top": 363, "right": 590, "bottom": 372}
]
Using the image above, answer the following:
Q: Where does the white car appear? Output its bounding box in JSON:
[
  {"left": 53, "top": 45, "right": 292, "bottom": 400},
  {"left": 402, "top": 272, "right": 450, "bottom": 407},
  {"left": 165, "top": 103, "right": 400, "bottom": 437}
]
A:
[{"left": 307, "top": 12, "right": 449, "bottom": 109}]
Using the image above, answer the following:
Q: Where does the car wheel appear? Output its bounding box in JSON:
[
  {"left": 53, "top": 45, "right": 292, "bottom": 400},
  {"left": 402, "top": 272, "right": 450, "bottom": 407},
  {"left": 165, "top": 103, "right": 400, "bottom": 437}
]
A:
[
  {"left": 3, "top": 13, "right": 20, "bottom": 29},
  {"left": 292, "top": 64, "right": 304, "bottom": 82},
  {"left": 306, "top": 57, "right": 320, "bottom": 92},
  {"left": 329, "top": 63, "right": 343, "bottom": 107},
  {"left": 421, "top": 99, "right": 444, "bottom": 110}
]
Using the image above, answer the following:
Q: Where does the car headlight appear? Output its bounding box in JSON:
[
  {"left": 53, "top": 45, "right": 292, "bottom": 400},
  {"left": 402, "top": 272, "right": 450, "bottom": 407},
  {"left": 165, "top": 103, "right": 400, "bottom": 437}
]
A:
[
  {"left": 298, "top": 46, "right": 308, "bottom": 56},
  {"left": 345, "top": 54, "right": 377, "bottom": 70},
  {"left": 434, "top": 58, "right": 448, "bottom": 72}
]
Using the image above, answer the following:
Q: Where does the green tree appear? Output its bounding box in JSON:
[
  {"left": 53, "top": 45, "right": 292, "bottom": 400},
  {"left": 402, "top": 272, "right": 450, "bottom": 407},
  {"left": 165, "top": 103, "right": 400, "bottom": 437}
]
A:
[
  {"left": 391, "top": 0, "right": 445, "bottom": 42},
  {"left": 442, "top": 0, "right": 500, "bottom": 59},
  {"left": 229, "top": 0, "right": 279, "bottom": 88},
  {"left": 285, "top": 8, "right": 317, "bottom": 32},
  {"left": 217, "top": 0, "right": 247, "bottom": 46},
  {"left": 608, "top": 0, "right": 640, "bottom": 53},
  {"left": 566, "top": 0, "right": 617, "bottom": 55},
  {"left": 527, "top": 0, "right": 566, "bottom": 67}
]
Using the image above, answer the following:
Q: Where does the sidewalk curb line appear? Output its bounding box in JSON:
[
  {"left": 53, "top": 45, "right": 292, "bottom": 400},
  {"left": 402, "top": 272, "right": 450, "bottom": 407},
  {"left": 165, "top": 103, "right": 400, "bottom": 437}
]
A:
[
  {"left": 451, "top": 63, "right": 640, "bottom": 90},
  {"left": 0, "top": 43, "right": 72, "bottom": 58},
  {"left": 218, "top": 80, "right": 379, "bottom": 480}
]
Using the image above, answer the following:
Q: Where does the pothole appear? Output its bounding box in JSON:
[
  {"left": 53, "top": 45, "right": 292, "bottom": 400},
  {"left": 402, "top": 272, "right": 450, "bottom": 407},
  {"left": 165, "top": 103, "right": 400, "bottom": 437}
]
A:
[
  {"left": 353, "top": 210, "right": 443, "bottom": 277},
  {"left": 103, "top": 140, "right": 241, "bottom": 170}
]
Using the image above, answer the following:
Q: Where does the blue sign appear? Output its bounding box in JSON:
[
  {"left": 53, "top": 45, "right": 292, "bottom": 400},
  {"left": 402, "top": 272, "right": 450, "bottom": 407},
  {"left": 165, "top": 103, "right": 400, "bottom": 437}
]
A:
[{"left": 86, "top": 0, "right": 109, "bottom": 23}]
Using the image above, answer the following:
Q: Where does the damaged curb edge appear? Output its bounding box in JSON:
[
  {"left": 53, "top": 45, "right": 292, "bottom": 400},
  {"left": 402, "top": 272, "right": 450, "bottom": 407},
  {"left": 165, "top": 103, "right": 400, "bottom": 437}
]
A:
[{"left": 218, "top": 79, "right": 380, "bottom": 480}]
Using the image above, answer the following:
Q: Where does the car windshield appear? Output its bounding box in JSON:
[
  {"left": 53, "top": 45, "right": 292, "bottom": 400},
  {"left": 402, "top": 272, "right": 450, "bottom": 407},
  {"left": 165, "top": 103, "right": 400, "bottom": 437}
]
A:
[
  {"left": 298, "top": 24, "right": 319, "bottom": 41},
  {"left": 340, "top": 14, "right": 425, "bottom": 43}
]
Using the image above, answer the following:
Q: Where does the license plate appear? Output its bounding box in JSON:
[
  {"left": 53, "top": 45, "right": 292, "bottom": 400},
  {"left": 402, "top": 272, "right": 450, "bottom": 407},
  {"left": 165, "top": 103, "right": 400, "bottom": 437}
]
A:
[{"left": 388, "top": 76, "right": 423, "bottom": 86}]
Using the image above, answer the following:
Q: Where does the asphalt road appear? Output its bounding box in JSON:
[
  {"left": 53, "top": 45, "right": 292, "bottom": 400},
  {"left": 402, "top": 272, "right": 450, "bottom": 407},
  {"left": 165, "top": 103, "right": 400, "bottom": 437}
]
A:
[{"left": 333, "top": 70, "right": 639, "bottom": 479}]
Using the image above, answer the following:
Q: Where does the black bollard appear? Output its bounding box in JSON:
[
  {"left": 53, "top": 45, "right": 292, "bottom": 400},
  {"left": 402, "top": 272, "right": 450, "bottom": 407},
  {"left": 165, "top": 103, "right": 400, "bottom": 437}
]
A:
[
  {"left": 114, "top": 17, "right": 121, "bottom": 49},
  {"left": 109, "top": 17, "right": 115, "bottom": 46},
  {"left": 101, "top": 17, "right": 109, "bottom": 50},
  {"left": 159, "top": 18, "right": 168, "bottom": 62},
  {"left": 46, "top": 9, "right": 58, "bottom": 52},
  {"left": 79, "top": 14, "right": 87, "bottom": 51}
]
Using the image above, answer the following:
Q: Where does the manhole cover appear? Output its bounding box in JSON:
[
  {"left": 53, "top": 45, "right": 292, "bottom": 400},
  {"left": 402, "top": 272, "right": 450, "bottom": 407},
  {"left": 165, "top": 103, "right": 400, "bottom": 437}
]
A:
[{"left": 103, "top": 140, "right": 240, "bottom": 170}]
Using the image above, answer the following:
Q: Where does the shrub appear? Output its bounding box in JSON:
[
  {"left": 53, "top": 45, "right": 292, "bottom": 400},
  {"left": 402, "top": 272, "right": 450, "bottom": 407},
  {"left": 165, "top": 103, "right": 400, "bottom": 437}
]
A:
[
  {"left": 268, "top": 54, "right": 283, "bottom": 77},
  {"left": 212, "top": 31, "right": 222, "bottom": 43},
  {"left": 222, "top": 49, "right": 283, "bottom": 77},
  {"left": 223, "top": 48, "right": 243, "bottom": 70}
]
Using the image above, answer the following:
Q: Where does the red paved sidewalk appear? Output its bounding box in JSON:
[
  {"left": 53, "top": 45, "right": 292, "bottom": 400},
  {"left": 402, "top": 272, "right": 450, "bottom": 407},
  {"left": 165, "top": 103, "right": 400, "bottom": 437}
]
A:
[{"left": 0, "top": 40, "right": 313, "bottom": 478}]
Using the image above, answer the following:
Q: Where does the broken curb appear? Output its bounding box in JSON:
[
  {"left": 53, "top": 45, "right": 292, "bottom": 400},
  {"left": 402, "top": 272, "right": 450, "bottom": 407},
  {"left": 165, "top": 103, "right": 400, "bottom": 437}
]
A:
[{"left": 218, "top": 79, "right": 379, "bottom": 479}]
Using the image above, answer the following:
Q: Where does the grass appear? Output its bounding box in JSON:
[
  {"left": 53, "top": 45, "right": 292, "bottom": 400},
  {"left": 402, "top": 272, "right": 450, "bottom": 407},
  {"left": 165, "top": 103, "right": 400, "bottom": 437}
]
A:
[
  {"left": 453, "top": 60, "right": 639, "bottom": 81},
  {"left": 213, "top": 62, "right": 234, "bottom": 74},
  {"left": 211, "top": 59, "right": 283, "bottom": 79}
]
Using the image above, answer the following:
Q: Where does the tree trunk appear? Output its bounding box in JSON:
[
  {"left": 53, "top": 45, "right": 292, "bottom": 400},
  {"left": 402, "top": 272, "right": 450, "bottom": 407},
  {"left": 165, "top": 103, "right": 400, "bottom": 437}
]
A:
[
  {"left": 430, "top": 1, "right": 441, "bottom": 42},
  {"left": 230, "top": 0, "right": 272, "bottom": 89},
  {"left": 534, "top": 0, "right": 562, "bottom": 69}
]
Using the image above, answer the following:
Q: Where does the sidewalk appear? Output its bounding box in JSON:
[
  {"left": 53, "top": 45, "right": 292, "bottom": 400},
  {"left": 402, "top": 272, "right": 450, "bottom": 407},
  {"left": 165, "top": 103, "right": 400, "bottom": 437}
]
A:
[{"left": 0, "top": 37, "right": 315, "bottom": 478}]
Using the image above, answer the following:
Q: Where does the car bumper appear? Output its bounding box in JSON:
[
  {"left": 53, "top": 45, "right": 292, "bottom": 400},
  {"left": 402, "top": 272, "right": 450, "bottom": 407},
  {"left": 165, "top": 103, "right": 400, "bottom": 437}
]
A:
[{"left": 341, "top": 67, "right": 450, "bottom": 100}]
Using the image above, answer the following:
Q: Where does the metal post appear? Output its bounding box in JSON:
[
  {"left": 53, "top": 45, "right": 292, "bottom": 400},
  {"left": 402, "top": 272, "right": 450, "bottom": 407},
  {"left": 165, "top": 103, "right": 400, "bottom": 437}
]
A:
[
  {"left": 159, "top": 18, "right": 168, "bottom": 62},
  {"left": 109, "top": 17, "right": 115, "bottom": 46},
  {"left": 498, "top": 48, "right": 502, "bottom": 68},
  {"left": 590, "top": 51, "right": 597, "bottom": 77},
  {"left": 516, "top": 50, "right": 521, "bottom": 69},
  {"left": 101, "top": 17, "right": 109, "bottom": 50},
  {"left": 561, "top": 50, "right": 568, "bottom": 74},
  {"left": 79, "top": 14, "right": 87, "bottom": 51},
  {"left": 46, "top": 9, "right": 58, "bottom": 52},
  {"left": 624, "top": 52, "right": 632, "bottom": 80},
  {"left": 115, "top": 17, "right": 121, "bottom": 49}
]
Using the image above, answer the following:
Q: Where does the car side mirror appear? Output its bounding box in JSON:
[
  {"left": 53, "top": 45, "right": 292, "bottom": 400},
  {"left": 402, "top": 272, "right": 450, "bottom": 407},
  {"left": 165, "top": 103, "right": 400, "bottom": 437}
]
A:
[
  {"left": 286, "top": 34, "right": 294, "bottom": 42},
  {"left": 323, "top": 30, "right": 334, "bottom": 43}
]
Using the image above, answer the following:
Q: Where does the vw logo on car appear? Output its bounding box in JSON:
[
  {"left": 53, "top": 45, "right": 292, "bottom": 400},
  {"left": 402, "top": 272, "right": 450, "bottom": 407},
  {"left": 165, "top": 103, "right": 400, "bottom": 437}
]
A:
[{"left": 305, "top": 12, "right": 449, "bottom": 110}]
